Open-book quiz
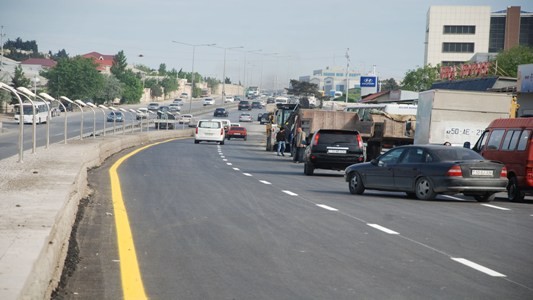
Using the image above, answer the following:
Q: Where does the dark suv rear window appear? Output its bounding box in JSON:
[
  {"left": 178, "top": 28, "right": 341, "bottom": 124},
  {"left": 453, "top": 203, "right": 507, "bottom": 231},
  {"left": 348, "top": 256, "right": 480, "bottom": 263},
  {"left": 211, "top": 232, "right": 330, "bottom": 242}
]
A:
[{"left": 318, "top": 131, "right": 359, "bottom": 145}]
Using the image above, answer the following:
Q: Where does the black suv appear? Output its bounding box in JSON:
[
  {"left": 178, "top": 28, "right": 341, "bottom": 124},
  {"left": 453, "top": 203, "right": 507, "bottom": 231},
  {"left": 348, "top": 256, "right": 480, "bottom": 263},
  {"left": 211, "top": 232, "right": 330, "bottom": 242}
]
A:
[
  {"left": 303, "top": 129, "right": 365, "bottom": 176},
  {"left": 213, "top": 108, "right": 228, "bottom": 117},
  {"left": 238, "top": 100, "right": 252, "bottom": 110}
]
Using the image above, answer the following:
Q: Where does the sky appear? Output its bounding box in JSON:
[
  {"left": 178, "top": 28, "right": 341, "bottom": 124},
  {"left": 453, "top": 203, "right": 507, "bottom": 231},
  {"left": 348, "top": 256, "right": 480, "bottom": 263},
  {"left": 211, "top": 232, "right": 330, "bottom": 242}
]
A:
[{"left": 2, "top": 0, "right": 532, "bottom": 90}]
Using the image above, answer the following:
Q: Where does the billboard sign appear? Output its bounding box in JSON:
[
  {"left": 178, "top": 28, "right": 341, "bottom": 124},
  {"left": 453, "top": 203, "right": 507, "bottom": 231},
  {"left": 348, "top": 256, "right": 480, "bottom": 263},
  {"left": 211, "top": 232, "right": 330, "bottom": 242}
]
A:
[{"left": 360, "top": 76, "right": 377, "bottom": 87}]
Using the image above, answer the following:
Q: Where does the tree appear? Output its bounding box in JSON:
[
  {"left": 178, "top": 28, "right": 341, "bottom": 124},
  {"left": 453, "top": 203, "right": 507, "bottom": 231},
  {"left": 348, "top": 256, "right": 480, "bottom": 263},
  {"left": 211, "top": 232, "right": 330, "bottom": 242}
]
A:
[
  {"left": 380, "top": 78, "right": 400, "bottom": 91},
  {"left": 401, "top": 64, "right": 439, "bottom": 92},
  {"left": 11, "top": 65, "right": 31, "bottom": 90},
  {"left": 95, "top": 75, "right": 123, "bottom": 105},
  {"left": 493, "top": 46, "right": 533, "bottom": 78},
  {"left": 286, "top": 79, "right": 320, "bottom": 96},
  {"left": 49, "top": 49, "right": 69, "bottom": 60},
  {"left": 41, "top": 56, "right": 104, "bottom": 100},
  {"left": 110, "top": 50, "right": 128, "bottom": 77},
  {"left": 158, "top": 63, "right": 167, "bottom": 76},
  {"left": 117, "top": 70, "right": 143, "bottom": 104},
  {"left": 160, "top": 77, "right": 178, "bottom": 96}
]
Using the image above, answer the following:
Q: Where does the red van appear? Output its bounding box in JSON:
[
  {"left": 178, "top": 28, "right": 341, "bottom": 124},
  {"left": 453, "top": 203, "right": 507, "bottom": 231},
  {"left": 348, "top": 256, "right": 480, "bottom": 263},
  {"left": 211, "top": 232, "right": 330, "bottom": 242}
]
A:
[{"left": 472, "top": 118, "right": 533, "bottom": 201}]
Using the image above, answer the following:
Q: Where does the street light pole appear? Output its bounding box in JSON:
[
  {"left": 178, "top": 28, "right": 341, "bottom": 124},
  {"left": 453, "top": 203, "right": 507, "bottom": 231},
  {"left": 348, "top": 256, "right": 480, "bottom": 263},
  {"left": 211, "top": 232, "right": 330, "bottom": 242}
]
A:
[
  {"left": 40, "top": 92, "right": 68, "bottom": 144},
  {"left": 61, "top": 96, "right": 84, "bottom": 140},
  {"left": 171, "top": 41, "right": 216, "bottom": 113},
  {"left": 218, "top": 46, "right": 243, "bottom": 101},
  {"left": 18, "top": 86, "right": 51, "bottom": 149},
  {"left": 0, "top": 82, "right": 24, "bottom": 162}
]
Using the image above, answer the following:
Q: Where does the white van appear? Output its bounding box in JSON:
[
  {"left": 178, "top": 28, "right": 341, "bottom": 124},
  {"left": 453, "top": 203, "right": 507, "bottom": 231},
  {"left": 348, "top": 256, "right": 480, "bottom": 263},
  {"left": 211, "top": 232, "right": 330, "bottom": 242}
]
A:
[{"left": 195, "top": 119, "right": 225, "bottom": 144}]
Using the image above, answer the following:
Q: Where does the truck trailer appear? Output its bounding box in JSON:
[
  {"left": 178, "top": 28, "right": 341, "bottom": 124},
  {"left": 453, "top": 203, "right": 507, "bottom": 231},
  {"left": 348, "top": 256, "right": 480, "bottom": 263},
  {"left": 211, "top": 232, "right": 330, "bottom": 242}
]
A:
[{"left": 414, "top": 89, "right": 512, "bottom": 147}]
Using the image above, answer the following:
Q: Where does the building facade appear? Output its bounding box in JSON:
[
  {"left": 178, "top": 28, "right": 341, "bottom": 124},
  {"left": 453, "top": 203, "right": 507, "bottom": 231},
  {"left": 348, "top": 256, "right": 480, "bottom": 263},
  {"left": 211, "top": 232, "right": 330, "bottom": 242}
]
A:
[
  {"left": 299, "top": 66, "right": 361, "bottom": 95},
  {"left": 424, "top": 6, "right": 533, "bottom": 67}
]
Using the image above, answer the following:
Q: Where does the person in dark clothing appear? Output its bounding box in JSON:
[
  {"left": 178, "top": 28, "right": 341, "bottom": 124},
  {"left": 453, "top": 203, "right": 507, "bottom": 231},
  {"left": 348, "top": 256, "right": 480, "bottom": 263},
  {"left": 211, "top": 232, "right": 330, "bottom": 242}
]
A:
[{"left": 276, "top": 128, "right": 286, "bottom": 156}]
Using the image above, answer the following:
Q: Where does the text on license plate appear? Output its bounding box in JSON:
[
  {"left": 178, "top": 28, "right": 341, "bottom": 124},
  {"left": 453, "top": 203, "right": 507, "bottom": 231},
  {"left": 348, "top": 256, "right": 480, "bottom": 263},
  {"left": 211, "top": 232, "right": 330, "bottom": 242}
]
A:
[
  {"left": 471, "top": 169, "right": 493, "bottom": 176},
  {"left": 328, "top": 149, "right": 347, "bottom": 154}
]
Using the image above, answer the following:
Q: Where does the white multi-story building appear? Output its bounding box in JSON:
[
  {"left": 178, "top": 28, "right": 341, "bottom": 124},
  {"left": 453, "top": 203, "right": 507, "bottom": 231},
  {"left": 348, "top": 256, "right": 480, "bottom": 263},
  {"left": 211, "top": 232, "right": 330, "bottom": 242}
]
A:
[
  {"left": 299, "top": 66, "right": 361, "bottom": 95},
  {"left": 424, "top": 6, "right": 533, "bottom": 67},
  {"left": 424, "top": 6, "right": 492, "bottom": 67}
]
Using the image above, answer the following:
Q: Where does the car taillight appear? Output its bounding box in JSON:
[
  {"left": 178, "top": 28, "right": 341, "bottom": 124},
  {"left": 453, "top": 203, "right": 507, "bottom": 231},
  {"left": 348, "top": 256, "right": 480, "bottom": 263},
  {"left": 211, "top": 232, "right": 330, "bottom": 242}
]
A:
[
  {"left": 500, "top": 166, "right": 507, "bottom": 178},
  {"left": 527, "top": 167, "right": 533, "bottom": 186},
  {"left": 313, "top": 133, "right": 320, "bottom": 146},
  {"left": 220, "top": 128, "right": 224, "bottom": 135},
  {"left": 357, "top": 134, "right": 363, "bottom": 149},
  {"left": 195, "top": 127, "right": 198, "bottom": 134},
  {"left": 447, "top": 165, "right": 463, "bottom": 177}
]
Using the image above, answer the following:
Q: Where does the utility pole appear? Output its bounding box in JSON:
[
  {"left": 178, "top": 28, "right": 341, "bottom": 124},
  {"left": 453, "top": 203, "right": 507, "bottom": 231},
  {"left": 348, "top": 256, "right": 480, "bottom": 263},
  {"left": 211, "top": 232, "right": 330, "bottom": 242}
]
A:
[
  {"left": 0, "top": 25, "right": 6, "bottom": 71},
  {"left": 345, "top": 48, "right": 350, "bottom": 103}
]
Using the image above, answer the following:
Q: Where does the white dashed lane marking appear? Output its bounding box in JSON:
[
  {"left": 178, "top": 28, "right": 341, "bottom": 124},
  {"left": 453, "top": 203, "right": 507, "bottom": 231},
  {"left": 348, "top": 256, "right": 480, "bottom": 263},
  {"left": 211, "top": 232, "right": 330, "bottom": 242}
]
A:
[
  {"left": 259, "top": 180, "right": 272, "bottom": 185},
  {"left": 243, "top": 173, "right": 252, "bottom": 177},
  {"left": 451, "top": 258, "right": 506, "bottom": 277},
  {"left": 481, "top": 204, "right": 510, "bottom": 211},
  {"left": 367, "top": 223, "right": 400, "bottom": 235},
  {"left": 232, "top": 168, "right": 240, "bottom": 171},
  {"left": 316, "top": 204, "right": 338, "bottom": 211},
  {"left": 282, "top": 190, "right": 298, "bottom": 196}
]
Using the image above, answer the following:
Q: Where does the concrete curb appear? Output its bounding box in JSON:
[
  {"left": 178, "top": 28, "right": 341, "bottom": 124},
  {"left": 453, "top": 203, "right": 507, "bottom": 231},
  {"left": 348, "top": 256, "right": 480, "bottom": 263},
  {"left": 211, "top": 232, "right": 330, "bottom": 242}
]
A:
[{"left": 0, "top": 129, "right": 194, "bottom": 300}]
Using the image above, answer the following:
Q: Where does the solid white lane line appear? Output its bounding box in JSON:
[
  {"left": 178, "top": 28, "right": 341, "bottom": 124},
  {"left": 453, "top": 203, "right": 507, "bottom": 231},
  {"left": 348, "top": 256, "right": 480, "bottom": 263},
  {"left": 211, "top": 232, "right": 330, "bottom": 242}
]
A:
[
  {"left": 451, "top": 258, "right": 506, "bottom": 277},
  {"left": 481, "top": 204, "right": 510, "bottom": 211},
  {"left": 316, "top": 204, "right": 338, "bottom": 211},
  {"left": 226, "top": 163, "right": 232, "bottom": 166},
  {"left": 367, "top": 224, "right": 399, "bottom": 235},
  {"left": 243, "top": 173, "right": 252, "bottom": 176},
  {"left": 259, "top": 180, "right": 271, "bottom": 185},
  {"left": 282, "top": 190, "right": 298, "bottom": 196},
  {"left": 232, "top": 168, "right": 240, "bottom": 171}
]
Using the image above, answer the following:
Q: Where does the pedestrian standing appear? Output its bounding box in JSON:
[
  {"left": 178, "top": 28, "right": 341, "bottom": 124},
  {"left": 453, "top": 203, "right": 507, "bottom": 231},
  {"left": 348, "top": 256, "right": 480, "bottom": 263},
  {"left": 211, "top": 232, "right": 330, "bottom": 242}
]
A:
[
  {"left": 293, "top": 127, "right": 307, "bottom": 163},
  {"left": 276, "top": 128, "right": 286, "bottom": 156}
]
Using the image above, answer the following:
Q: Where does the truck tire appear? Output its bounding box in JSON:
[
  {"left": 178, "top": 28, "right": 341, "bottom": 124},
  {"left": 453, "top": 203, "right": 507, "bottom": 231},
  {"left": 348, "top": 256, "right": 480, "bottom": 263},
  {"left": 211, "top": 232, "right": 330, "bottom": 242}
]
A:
[
  {"left": 415, "top": 177, "right": 437, "bottom": 200},
  {"left": 348, "top": 172, "right": 365, "bottom": 195},
  {"left": 194, "top": 140, "right": 199, "bottom": 144},
  {"left": 508, "top": 177, "right": 525, "bottom": 202}
]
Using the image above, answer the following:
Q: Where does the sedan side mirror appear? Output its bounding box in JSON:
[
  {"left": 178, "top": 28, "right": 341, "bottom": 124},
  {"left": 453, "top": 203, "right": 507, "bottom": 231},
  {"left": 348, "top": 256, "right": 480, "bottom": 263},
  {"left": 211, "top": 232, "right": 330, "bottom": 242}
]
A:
[{"left": 370, "top": 159, "right": 378, "bottom": 165}]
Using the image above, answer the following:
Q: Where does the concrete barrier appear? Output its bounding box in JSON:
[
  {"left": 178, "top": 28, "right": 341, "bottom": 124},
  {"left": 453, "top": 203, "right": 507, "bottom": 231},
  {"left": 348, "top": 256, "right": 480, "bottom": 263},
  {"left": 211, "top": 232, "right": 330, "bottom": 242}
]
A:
[{"left": 0, "top": 128, "right": 194, "bottom": 300}]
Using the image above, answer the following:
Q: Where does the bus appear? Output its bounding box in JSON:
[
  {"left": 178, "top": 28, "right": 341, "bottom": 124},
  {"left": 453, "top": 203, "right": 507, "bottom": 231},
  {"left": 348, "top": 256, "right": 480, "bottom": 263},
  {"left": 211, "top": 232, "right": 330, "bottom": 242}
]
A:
[
  {"left": 344, "top": 103, "right": 417, "bottom": 121},
  {"left": 14, "top": 101, "right": 50, "bottom": 124}
]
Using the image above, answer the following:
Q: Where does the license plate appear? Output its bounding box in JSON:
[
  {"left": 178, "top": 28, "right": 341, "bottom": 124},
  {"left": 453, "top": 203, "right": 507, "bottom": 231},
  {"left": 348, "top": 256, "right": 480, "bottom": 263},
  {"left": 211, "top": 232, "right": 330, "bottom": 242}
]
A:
[
  {"left": 234, "top": 133, "right": 240, "bottom": 135},
  {"left": 205, "top": 133, "right": 213, "bottom": 136},
  {"left": 472, "top": 169, "right": 493, "bottom": 176},
  {"left": 328, "top": 149, "right": 347, "bottom": 154}
]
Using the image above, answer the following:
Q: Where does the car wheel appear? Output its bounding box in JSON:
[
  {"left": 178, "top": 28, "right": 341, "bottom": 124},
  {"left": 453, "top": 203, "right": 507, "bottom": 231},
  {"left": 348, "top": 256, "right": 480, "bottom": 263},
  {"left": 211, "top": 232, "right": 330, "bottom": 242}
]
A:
[
  {"left": 304, "top": 162, "right": 315, "bottom": 176},
  {"left": 220, "top": 140, "right": 225, "bottom": 145},
  {"left": 508, "top": 177, "right": 525, "bottom": 202},
  {"left": 415, "top": 177, "right": 437, "bottom": 200},
  {"left": 194, "top": 140, "right": 199, "bottom": 144},
  {"left": 474, "top": 192, "right": 496, "bottom": 202},
  {"left": 227, "top": 137, "right": 231, "bottom": 140},
  {"left": 348, "top": 172, "right": 365, "bottom": 195},
  {"left": 244, "top": 136, "right": 247, "bottom": 141}
]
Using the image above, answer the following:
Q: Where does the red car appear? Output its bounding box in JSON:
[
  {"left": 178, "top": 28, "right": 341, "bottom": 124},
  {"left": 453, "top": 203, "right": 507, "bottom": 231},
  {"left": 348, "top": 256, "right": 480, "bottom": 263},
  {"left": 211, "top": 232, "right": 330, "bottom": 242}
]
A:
[{"left": 226, "top": 126, "right": 247, "bottom": 140}]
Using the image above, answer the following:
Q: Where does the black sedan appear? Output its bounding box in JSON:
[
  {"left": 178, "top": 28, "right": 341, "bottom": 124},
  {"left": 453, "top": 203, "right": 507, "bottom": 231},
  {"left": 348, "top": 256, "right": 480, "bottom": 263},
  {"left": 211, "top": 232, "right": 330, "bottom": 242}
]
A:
[{"left": 344, "top": 145, "right": 508, "bottom": 202}]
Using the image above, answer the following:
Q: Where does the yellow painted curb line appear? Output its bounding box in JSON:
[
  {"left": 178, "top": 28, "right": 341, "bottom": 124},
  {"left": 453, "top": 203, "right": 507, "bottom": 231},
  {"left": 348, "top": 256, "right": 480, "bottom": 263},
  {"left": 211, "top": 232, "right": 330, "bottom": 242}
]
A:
[{"left": 109, "top": 139, "right": 177, "bottom": 300}]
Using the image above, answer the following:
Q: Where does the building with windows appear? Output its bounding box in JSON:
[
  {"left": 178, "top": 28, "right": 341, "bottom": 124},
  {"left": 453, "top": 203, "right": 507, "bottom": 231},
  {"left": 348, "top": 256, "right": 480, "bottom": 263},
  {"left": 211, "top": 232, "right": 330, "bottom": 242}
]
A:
[
  {"left": 424, "top": 6, "right": 533, "bottom": 67},
  {"left": 299, "top": 66, "right": 361, "bottom": 95}
]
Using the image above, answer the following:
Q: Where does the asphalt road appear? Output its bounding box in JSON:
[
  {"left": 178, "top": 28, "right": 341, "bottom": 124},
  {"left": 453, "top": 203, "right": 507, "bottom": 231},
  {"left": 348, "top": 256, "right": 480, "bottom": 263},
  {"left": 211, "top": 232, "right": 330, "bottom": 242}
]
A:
[{"left": 52, "top": 112, "right": 533, "bottom": 300}]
